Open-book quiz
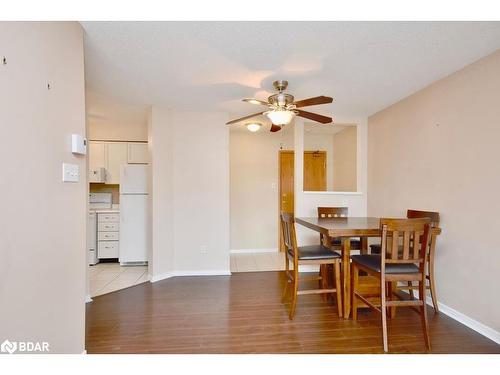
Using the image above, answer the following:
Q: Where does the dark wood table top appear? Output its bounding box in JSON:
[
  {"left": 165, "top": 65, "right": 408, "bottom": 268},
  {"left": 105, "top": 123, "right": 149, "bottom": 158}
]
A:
[
  {"left": 295, "top": 217, "right": 381, "bottom": 237},
  {"left": 295, "top": 216, "right": 441, "bottom": 237}
]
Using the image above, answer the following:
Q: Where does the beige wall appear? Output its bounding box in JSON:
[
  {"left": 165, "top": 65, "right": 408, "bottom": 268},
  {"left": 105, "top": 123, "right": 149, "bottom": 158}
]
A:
[
  {"left": 86, "top": 91, "right": 148, "bottom": 141},
  {"left": 368, "top": 50, "right": 500, "bottom": 332},
  {"left": 150, "top": 108, "right": 230, "bottom": 278},
  {"left": 0, "top": 22, "right": 86, "bottom": 353},
  {"left": 332, "top": 126, "right": 357, "bottom": 191},
  {"left": 230, "top": 126, "right": 294, "bottom": 250}
]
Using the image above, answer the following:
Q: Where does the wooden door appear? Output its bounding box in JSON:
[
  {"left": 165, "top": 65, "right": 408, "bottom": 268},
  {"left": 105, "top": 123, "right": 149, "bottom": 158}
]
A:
[
  {"left": 303, "top": 151, "right": 327, "bottom": 191},
  {"left": 279, "top": 151, "right": 294, "bottom": 251}
]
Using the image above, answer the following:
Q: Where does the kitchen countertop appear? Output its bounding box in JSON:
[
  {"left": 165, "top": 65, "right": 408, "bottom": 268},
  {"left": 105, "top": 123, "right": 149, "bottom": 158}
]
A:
[{"left": 90, "top": 208, "right": 120, "bottom": 213}]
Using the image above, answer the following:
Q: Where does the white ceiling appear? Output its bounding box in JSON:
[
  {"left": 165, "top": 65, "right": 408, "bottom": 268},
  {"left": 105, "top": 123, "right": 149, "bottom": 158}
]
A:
[{"left": 81, "top": 22, "right": 500, "bottom": 119}]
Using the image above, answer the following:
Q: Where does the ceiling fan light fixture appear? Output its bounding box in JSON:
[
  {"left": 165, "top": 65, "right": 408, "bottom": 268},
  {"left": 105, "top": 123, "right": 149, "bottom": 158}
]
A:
[
  {"left": 246, "top": 122, "right": 262, "bottom": 132},
  {"left": 265, "top": 109, "right": 295, "bottom": 125}
]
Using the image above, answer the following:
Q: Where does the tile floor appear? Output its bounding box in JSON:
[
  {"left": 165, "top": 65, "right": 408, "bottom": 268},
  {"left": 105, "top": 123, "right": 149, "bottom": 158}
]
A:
[{"left": 89, "top": 262, "right": 149, "bottom": 297}]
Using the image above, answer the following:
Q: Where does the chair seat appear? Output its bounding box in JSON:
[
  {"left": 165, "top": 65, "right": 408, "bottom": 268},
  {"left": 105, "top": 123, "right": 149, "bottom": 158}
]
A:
[
  {"left": 332, "top": 238, "right": 361, "bottom": 249},
  {"left": 370, "top": 244, "right": 382, "bottom": 254},
  {"left": 288, "top": 245, "right": 341, "bottom": 260},
  {"left": 351, "top": 254, "right": 419, "bottom": 274}
]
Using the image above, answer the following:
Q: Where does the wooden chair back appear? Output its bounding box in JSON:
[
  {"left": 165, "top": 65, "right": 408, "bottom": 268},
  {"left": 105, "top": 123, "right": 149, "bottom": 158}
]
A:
[
  {"left": 380, "top": 218, "right": 431, "bottom": 272},
  {"left": 317, "top": 207, "right": 348, "bottom": 218},
  {"left": 281, "top": 212, "right": 298, "bottom": 261},
  {"left": 407, "top": 209, "right": 440, "bottom": 227}
]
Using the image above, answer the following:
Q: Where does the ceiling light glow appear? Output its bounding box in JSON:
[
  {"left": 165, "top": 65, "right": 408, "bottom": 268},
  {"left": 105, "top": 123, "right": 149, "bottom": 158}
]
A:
[{"left": 246, "top": 123, "right": 262, "bottom": 132}]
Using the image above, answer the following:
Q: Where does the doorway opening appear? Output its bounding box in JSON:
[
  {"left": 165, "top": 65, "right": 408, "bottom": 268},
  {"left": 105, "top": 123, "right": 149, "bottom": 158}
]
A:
[{"left": 86, "top": 92, "right": 151, "bottom": 298}]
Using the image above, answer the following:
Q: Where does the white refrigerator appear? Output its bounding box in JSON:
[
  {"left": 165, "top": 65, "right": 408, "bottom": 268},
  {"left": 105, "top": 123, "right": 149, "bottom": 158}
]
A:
[{"left": 119, "top": 165, "right": 149, "bottom": 265}]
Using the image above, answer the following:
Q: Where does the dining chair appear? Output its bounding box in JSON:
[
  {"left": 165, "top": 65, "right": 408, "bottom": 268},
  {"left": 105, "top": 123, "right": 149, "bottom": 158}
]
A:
[
  {"left": 351, "top": 218, "right": 432, "bottom": 352},
  {"left": 281, "top": 212, "right": 342, "bottom": 319},
  {"left": 317, "top": 207, "right": 361, "bottom": 249},
  {"left": 317, "top": 207, "right": 362, "bottom": 296},
  {"left": 370, "top": 209, "right": 440, "bottom": 313}
]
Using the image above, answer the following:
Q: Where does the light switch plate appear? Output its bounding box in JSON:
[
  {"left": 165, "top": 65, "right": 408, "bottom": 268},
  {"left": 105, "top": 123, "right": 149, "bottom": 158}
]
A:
[{"left": 62, "top": 163, "right": 79, "bottom": 182}]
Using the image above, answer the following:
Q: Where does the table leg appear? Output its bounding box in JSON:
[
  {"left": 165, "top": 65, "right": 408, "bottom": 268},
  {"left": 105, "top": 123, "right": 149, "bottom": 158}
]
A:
[
  {"left": 361, "top": 237, "right": 368, "bottom": 255},
  {"left": 342, "top": 237, "right": 351, "bottom": 318}
]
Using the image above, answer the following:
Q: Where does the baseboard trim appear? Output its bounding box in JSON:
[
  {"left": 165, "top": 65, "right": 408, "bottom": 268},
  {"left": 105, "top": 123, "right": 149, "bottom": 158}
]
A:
[
  {"left": 298, "top": 265, "right": 320, "bottom": 272},
  {"left": 410, "top": 290, "right": 499, "bottom": 345},
  {"left": 151, "top": 270, "right": 232, "bottom": 283},
  {"left": 230, "top": 248, "right": 278, "bottom": 254},
  {"left": 434, "top": 299, "right": 499, "bottom": 344},
  {"left": 85, "top": 295, "right": 93, "bottom": 303}
]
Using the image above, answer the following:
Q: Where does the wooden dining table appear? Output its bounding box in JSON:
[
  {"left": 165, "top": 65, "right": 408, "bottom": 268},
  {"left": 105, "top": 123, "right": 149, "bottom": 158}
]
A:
[
  {"left": 295, "top": 217, "right": 379, "bottom": 318},
  {"left": 295, "top": 216, "right": 441, "bottom": 319}
]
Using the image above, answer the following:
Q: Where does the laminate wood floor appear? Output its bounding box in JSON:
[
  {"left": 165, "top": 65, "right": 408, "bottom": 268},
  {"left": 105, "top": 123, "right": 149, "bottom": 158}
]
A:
[{"left": 85, "top": 271, "right": 500, "bottom": 354}]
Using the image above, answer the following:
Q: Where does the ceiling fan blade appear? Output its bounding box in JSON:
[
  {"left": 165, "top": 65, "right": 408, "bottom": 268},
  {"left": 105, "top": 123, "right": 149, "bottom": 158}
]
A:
[
  {"left": 226, "top": 112, "right": 266, "bottom": 125},
  {"left": 294, "top": 96, "right": 333, "bottom": 108},
  {"left": 243, "top": 98, "right": 269, "bottom": 106},
  {"left": 296, "top": 110, "right": 332, "bottom": 124},
  {"left": 270, "top": 124, "right": 282, "bottom": 132}
]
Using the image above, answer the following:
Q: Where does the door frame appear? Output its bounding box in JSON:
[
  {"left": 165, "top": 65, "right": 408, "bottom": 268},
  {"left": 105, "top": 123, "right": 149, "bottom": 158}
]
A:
[{"left": 278, "top": 150, "right": 294, "bottom": 251}]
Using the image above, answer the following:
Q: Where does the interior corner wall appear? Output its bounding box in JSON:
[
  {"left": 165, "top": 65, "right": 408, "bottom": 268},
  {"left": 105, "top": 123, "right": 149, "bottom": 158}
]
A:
[
  {"left": 150, "top": 108, "right": 230, "bottom": 278},
  {"left": 229, "top": 126, "right": 294, "bottom": 251},
  {"left": 150, "top": 107, "right": 175, "bottom": 278},
  {"left": 0, "top": 22, "right": 87, "bottom": 353}
]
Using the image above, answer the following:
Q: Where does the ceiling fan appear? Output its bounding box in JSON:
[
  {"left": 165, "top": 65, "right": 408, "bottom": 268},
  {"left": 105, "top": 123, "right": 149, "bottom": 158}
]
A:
[{"left": 226, "top": 80, "right": 333, "bottom": 132}]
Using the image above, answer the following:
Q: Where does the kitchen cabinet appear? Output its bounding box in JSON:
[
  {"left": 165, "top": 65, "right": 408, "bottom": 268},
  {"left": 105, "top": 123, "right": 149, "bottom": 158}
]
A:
[
  {"left": 88, "top": 142, "right": 106, "bottom": 172},
  {"left": 88, "top": 141, "right": 148, "bottom": 184},
  {"left": 127, "top": 142, "right": 149, "bottom": 164},
  {"left": 97, "top": 212, "right": 120, "bottom": 259},
  {"left": 106, "top": 142, "right": 128, "bottom": 184}
]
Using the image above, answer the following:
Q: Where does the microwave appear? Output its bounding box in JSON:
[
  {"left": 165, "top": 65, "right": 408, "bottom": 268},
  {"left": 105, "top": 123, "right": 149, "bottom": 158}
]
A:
[{"left": 89, "top": 167, "right": 106, "bottom": 183}]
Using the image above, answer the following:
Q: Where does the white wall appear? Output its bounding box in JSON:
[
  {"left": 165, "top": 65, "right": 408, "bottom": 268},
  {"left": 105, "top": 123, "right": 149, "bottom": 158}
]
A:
[
  {"left": 150, "top": 108, "right": 230, "bottom": 279},
  {"left": 0, "top": 22, "right": 86, "bottom": 353},
  {"left": 86, "top": 91, "right": 148, "bottom": 141},
  {"left": 149, "top": 107, "right": 175, "bottom": 278},
  {"left": 368, "top": 50, "right": 500, "bottom": 334},
  {"left": 294, "top": 117, "right": 368, "bottom": 246},
  {"left": 230, "top": 126, "right": 294, "bottom": 250}
]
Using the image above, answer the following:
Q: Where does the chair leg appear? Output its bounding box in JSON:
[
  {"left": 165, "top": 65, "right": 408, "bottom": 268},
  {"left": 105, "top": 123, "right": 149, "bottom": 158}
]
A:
[
  {"left": 334, "top": 261, "right": 343, "bottom": 318},
  {"left": 389, "top": 282, "right": 396, "bottom": 318},
  {"left": 381, "top": 276, "right": 388, "bottom": 352},
  {"left": 351, "top": 262, "right": 358, "bottom": 320},
  {"left": 419, "top": 280, "right": 431, "bottom": 351},
  {"left": 289, "top": 268, "right": 299, "bottom": 320},
  {"left": 320, "top": 265, "right": 329, "bottom": 301},
  {"left": 408, "top": 281, "right": 415, "bottom": 300},
  {"left": 428, "top": 257, "right": 439, "bottom": 313},
  {"left": 282, "top": 257, "right": 290, "bottom": 302}
]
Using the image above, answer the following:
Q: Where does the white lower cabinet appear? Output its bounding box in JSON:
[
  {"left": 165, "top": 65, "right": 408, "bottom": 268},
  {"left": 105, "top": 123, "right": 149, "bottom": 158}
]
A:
[
  {"left": 98, "top": 241, "right": 119, "bottom": 258},
  {"left": 97, "top": 212, "right": 120, "bottom": 259}
]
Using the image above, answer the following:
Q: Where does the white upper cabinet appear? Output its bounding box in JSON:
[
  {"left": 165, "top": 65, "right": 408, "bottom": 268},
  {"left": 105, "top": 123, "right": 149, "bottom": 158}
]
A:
[
  {"left": 127, "top": 143, "right": 149, "bottom": 164},
  {"left": 105, "top": 142, "right": 128, "bottom": 184},
  {"left": 88, "top": 142, "right": 106, "bottom": 172},
  {"left": 88, "top": 141, "right": 148, "bottom": 184}
]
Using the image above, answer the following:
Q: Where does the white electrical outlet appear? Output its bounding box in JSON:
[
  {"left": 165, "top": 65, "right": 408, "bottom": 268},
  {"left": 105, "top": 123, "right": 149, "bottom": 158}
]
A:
[
  {"left": 200, "top": 245, "right": 208, "bottom": 254},
  {"left": 62, "top": 163, "right": 79, "bottom": 182}
]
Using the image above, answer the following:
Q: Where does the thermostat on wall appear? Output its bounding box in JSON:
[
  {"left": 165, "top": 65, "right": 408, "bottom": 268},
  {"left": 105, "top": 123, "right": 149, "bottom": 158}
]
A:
[{"left": 71, "top": 134, "right": 87, "bottom": 155}]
